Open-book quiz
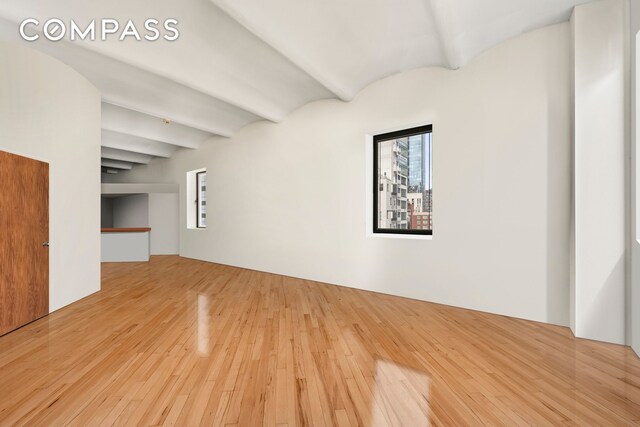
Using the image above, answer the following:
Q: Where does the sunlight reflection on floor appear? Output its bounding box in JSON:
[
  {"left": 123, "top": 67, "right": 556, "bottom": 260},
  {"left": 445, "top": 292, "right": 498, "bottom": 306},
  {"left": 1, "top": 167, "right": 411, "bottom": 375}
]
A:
[
  {"left": 371, "top": 358, "right": 431, "bottom": 426},
  {"left": 197, "top": 293, "right": 209, "bottom": 356}
]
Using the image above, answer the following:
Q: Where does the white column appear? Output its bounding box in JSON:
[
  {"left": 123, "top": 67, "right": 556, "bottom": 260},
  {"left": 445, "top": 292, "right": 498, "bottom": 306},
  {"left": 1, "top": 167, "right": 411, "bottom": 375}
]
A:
[
  {"left": 630, "top": 1, "right": 640, "bottom": 357},
  {"left": 571, "top": 0, "right": 629, "bottom": 344}
]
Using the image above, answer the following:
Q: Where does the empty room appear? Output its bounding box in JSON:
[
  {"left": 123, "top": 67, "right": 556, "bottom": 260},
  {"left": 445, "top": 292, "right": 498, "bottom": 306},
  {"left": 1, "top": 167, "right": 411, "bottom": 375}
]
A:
[{"left": 1, "top": 0, "right": 640, "bottom": 425}]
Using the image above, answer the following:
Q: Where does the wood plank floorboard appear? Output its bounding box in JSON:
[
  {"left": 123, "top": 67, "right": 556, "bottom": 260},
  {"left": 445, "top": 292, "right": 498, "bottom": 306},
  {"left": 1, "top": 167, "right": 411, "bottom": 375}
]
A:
[{"left": 0, "top": 255, "right": 639, "bottom": 426}]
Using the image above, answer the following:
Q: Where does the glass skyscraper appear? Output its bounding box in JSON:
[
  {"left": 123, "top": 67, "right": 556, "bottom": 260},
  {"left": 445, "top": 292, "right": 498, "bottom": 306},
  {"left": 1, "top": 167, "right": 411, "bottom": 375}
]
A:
[{"left": 408, "top": 134, "right": 428, "bottom": 193}]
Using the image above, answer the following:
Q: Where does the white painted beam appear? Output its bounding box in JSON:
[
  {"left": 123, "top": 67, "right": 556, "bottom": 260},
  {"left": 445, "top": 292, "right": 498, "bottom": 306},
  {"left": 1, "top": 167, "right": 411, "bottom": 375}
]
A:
[
  {"left": 0, "top": 19, "right": 262, "bottom": 135},
  {"left": 102, "top": 103, "right": 210, "bottom": 149},
  {"left": 427, "top": 0, "right": 464, "bottom": 70},
  {"left": 0, "top": 16, "right": 285, "bottom": 124},
  {"left": 101, "top": 147, "right": 154, "bottom": 164},
  {"left": 101, "top": 130, "right": 177, "bottom": 158},
  {"left": 103, "top": 99, "right": 235, "bottom": 138},
  {"left": 211, "top": 0, "right": 354, "bottom": 101},
  {"left": 101, "top": 183, "right": 179, "bottom": 195},
  {"left": 101, "top": 159, "right": 133, "bottom": 170}
]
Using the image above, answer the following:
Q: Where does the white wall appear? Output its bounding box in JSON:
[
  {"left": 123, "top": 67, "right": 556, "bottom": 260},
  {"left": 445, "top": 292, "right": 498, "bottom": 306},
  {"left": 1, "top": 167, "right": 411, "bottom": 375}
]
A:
[
  {"left": 149, "top": 193, "right": 179, "bottom": 255},
  {"left": 101, "top": 197, "right": 114, "bottom": 228},
  {"left": 113, "top": 194, "right": 149, "bottom": 228},
  {"left": 571, "top": 0, "right": 628, "bottom": 345},
  {"left": 0, "top": 42, "right": 101, "bottom": 312},
  {"left": 112, "top": 23, "right": 572, "bottom": 325}
]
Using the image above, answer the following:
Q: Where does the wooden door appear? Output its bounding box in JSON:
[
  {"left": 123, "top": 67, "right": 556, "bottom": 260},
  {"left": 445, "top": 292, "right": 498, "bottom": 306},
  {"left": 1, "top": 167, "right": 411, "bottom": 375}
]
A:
[{"left": 0, "top": 150, "right": 49, "bottom": 336}]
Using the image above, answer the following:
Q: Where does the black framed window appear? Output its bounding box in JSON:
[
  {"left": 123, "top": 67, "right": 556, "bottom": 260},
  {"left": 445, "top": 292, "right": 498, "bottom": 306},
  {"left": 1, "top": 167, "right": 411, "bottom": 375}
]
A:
[
  {"left": 196, "top": 171, "right": 207, "bottom": 228},
  {"left": 373, "top": 125, "right": 432, "bottom": 235}
]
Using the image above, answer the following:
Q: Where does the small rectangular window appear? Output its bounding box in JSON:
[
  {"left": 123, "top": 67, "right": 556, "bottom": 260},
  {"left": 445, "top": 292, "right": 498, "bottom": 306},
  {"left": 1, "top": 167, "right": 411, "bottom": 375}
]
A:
[
  {"left": 373, "top": 125, "right": 432, "bottom": 235},
  {"left": 196, "top": 171, "right": 207, "bottom": 228}
]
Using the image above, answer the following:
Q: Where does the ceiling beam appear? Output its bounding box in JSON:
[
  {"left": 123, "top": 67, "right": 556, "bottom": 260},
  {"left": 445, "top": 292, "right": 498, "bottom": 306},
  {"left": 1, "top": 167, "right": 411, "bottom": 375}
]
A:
[
  {"left": 101, "top": 147, "right": 154, "bottom": 164},
  {"left": 101, "top": 129, "right": 177, "bottom": 158},
  {"left": 101, "top": 159, "right": 133, "bottom": 170},
  {"left": 103, "top": 99, "right": 236, "bottom": 138},
  {"left": 0, "top": 21, "right": 262, "bottom": 135},
  {"left": 0, "top": 17, "right": 282, "bottom": 124},
  {"left": 102, "top": 103, "right": 212, "bottom": 149},
  {"left": 427, "top": 0, "right": 464, "bottom": 70},
  {"left": 211, "top": 0, "right": 354, "bottom": 102}
]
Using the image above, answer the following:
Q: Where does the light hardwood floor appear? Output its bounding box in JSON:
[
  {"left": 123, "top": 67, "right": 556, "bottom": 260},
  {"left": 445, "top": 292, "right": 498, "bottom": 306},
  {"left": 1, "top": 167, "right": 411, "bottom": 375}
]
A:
[{"left": 0, "top": 256, "right": 639, "bottom": 426}]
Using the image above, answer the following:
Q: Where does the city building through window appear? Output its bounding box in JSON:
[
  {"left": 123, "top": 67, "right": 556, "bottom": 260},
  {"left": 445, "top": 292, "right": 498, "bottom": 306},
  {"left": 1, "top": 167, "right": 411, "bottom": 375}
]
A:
[
  {"left": 373, "top": 125, "right": 432, "bottom": 235},
  {"left": 196, "top": 171, "right": 207, "bottom": 228}
]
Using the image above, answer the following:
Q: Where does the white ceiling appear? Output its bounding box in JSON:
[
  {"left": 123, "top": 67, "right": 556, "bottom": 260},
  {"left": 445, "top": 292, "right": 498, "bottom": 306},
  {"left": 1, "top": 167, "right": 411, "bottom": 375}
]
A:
[{"left": 0, "top": 0, "right": 592, "bottom": 172}]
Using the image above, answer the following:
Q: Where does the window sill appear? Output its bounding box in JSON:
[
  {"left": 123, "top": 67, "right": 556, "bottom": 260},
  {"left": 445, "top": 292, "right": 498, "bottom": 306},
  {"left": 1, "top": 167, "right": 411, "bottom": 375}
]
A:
[{"left": 368, "top": 233, "right": 432, "bottom": 240}]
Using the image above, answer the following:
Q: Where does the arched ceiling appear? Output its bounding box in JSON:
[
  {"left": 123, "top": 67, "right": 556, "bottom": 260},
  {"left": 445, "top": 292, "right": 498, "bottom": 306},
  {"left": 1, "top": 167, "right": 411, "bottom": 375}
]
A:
[{"left": 0, "top": 0, "right": 592, "bottom": 172}]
